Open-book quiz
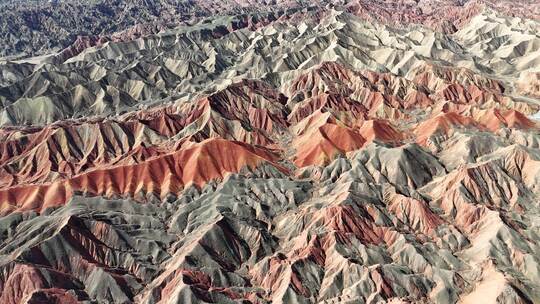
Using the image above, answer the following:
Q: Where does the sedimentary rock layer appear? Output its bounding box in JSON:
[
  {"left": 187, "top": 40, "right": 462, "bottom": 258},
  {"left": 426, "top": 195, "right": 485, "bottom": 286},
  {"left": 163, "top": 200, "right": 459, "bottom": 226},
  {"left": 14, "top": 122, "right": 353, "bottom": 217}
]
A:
[{"left": 0, "top": 1, "right": 539, "bottom": 303}]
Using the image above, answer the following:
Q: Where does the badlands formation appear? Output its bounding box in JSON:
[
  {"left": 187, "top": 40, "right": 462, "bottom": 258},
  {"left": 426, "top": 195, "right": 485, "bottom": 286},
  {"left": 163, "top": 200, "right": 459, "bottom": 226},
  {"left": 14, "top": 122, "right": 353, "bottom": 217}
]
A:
[{"left": 0, "top": 0, "right": 540, "bottom": 303}]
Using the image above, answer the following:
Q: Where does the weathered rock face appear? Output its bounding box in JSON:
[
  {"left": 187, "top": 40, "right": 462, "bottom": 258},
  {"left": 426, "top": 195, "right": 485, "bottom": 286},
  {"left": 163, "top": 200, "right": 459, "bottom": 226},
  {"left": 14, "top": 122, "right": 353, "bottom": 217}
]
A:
[{"left": 0, "top": 1, "right": 540, "bottom": 303}]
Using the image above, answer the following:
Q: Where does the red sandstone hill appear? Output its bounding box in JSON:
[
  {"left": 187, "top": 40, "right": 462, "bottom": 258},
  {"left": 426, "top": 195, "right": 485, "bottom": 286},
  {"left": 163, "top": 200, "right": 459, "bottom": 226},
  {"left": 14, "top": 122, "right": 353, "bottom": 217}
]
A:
[{"left": 0, "top": 139, "right": 283, "bottom": 214}]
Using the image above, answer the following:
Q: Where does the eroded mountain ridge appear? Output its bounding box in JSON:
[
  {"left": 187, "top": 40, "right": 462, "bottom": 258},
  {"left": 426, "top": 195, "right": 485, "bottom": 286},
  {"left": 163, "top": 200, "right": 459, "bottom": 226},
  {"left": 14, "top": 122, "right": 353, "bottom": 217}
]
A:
[{"left": 0, "top": 1, "right": 539, "bottom": 303}]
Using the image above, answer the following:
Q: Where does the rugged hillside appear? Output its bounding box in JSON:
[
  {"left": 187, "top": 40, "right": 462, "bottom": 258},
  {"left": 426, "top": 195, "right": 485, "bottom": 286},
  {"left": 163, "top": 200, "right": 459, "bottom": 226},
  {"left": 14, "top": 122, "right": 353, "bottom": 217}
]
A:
[
  {"left": 0, "top": 0, "right": 316, "bottom": 58},
  {"left": 0, "top": 1, "right": 539, "bottom": 303},
  {"left": 0, "top": 0, "right": 538, "bottom": 59}
]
